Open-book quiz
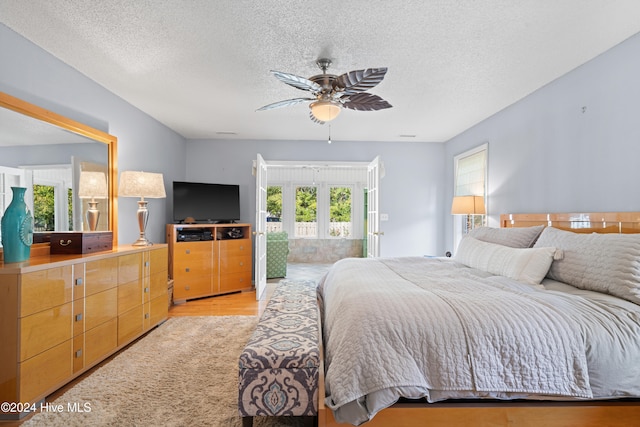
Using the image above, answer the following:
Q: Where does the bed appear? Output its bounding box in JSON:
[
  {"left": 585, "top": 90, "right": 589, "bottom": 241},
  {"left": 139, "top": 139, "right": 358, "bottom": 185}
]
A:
[{"left": 316, "top": 212, "right": 640, "bottom": 426}]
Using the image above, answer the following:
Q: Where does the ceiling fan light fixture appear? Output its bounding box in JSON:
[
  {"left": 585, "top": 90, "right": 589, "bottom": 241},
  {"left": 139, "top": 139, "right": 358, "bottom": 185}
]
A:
[
  {"left": 310, "top": 100, "right": 341, "bottom": 122},
  {"left": 259, "top": 60, "right": 390, "bottom": 124}
]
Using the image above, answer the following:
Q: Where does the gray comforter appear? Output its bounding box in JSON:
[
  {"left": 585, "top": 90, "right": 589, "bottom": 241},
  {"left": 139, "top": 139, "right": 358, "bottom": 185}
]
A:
[{"left": 317, "top": 257, "right": 640, "bottom": 425}]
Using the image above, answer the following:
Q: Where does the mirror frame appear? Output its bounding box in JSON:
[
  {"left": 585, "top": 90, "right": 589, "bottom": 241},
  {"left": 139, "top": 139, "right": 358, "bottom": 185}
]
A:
[{"left": 0, "top": 91, "right": 118, "bottom": 246}]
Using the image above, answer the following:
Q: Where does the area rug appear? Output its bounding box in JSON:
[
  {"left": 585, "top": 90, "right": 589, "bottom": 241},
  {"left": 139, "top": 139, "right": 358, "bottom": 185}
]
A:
[{"left": 23, "top": 316, "right": 306, "bottom": 427}]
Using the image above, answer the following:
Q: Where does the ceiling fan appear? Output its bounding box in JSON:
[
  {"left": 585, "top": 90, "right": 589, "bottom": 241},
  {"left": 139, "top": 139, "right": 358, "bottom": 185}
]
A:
[{"left": 257, "top": 58, "right": 392, "bottom": 124}]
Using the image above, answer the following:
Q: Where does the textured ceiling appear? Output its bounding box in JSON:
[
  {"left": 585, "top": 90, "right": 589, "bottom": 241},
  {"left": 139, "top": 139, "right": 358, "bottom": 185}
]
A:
[{"left": 2, "top": 1, "right": 640, "bottom": 143}]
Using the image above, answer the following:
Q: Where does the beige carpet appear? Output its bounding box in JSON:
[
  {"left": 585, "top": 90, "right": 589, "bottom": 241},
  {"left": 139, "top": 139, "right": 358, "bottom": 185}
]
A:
[{"left": 23, "top": 316, "right": 306, "bottom": 427}]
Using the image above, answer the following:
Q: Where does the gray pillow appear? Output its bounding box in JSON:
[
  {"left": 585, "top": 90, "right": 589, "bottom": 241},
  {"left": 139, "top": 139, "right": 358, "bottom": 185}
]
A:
[
  {"left": 469, "top": 225, "right": 544, "bottom": 248},
  {"left": 534, "top": 226, "right": 640, "bottom": 305}
]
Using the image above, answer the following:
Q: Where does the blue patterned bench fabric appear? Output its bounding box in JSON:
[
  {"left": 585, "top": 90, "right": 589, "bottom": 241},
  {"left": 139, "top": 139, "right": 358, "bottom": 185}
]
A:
[{"left": 238, "top": 280, "right": 320, "bottom": 417}]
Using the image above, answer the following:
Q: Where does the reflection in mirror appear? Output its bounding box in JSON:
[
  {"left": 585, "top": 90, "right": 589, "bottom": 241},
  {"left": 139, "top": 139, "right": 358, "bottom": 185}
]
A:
[
  {"left": 78, "top": 169, "right": 108, "bottom": 231},
  {"left": 0, "top": 91, "right": 118, "bottom": 248},
  {"left": 0, "top": 137, "right": 108, "bottom": 234}
]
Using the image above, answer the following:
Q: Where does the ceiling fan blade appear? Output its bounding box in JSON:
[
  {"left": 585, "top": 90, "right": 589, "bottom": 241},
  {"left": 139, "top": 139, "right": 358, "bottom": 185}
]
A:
[
  {"left": 271, "top": 70, "right": 322, "bottom": 93},
  {"left": 257, "top": 97, "right": 315, "bottom": 111},
  {"left": 335, "top": 68, "right": 388, "bottom": 94},
  {"left": 342, "top": 93, "right": 392, "bottom": 111}
]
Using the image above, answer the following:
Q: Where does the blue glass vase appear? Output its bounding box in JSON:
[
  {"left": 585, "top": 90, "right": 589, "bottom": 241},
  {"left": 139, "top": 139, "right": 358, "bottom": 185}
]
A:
[{"left": 1, "top": 187, "right": 34, "bottom": 263}]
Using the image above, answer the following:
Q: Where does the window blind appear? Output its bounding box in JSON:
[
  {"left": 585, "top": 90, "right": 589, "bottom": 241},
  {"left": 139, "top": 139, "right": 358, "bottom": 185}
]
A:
[{"left": 455, "top": 148, "right": 486, "bottom": 197}]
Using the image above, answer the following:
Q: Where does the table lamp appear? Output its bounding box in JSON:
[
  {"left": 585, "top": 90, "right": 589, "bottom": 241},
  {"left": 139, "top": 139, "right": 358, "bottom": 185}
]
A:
[
  {"left": 451, "top": 195, "right": 486, "bottom": 233},
  {"left": 78, "top": 171, "right": 108, "bottom": 231},
  {"left": 118, "top": 171, "right": 166, "bottom": 245}
]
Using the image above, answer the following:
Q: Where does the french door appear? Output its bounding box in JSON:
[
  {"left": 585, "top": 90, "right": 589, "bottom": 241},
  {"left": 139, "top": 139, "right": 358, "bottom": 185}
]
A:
[
  {"left": 254, "top": 154, "right": 268, "bottom": 300},
  {"left": 366, "top": 156, "right": 383, "bottom": 257}
]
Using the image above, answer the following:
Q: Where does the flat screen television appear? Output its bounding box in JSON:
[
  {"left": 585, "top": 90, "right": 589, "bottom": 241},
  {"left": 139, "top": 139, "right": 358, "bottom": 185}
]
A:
[{"left": 172, "top": 181, "right": 240, "bottom": 223}]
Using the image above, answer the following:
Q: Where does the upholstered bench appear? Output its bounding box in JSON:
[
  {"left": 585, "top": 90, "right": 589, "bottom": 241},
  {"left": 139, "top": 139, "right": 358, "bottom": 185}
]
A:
[{"left": 238, "top": 280, "right": 320, "bottom": 427}]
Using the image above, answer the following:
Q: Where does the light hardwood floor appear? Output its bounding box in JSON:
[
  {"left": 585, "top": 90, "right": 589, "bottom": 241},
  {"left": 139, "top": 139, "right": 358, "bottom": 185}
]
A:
[
  {"left": 168, "top": 262, "right": 331, "bottom": 317},
  {"left": 1, "top": 262, "right": 332, "bottom": 426},
  {"left": 169, "top": 286, "right": 270, "bottom": 316}
]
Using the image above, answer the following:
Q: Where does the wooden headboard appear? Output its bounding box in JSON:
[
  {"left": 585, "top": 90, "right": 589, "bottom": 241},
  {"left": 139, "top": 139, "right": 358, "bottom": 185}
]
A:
[{"left": 500, "top": 212, "right": 640, "bottom": 234}]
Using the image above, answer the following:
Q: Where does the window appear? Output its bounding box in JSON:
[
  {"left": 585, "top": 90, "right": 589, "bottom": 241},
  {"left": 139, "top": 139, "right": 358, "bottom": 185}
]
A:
[
  {"left": 295, "top": 186, "right": 317, "bottom": 238},
  {"left": 329, "top": 186, "right": 352, "bottom": 237},
  {"left": 453, "top": 143, "right": 488, "bottom": 245},
  {"left": 33, "top": 184, "right": 73, "bottom": 231},
  {"left": 265, "top": 163, "right": 367, "bottom": 240},
  {"left": 267, "top": 182, "right": 360, "bottom": 239},
  {"left": 33, "top": 184, "right": 55, "bottom": 231},
  {"left": 266, "top": 185, "right": 283, "bottom": 232}
]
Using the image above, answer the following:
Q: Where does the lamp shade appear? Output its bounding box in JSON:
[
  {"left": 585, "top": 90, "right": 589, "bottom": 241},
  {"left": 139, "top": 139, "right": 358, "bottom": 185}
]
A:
[
  {"left": 310, "top": 100, "right": 341, "bottom": 122},
  {"left": 451, "top": 195, "right": 486, "bottom": 215},
  {"left": 78, "top": 171, "right": 108, "bottom": 199},
  {"left": 118, "top": 171, "right": 166, "bottom": 199}
]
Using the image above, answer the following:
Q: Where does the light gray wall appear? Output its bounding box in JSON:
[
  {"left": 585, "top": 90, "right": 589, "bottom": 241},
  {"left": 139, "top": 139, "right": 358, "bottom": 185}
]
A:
[
  {"left": 183, "top": 139, "right": 445, "bottom": 257},
  {"left": 0, "top": 23, "right": 187, "bottom": 245},
  {"left": 443, "top": 32, "right": 640, "bottom": 253}
]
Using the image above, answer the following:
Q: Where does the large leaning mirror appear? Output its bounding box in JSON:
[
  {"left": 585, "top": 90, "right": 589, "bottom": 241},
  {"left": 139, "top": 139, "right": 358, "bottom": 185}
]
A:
[{"left": 0, "top": 91, "right": 118, "bottom": 249}]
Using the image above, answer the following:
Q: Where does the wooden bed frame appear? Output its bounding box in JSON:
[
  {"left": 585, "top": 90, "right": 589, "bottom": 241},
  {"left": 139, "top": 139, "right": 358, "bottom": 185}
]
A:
[{"left": 317, "top": 212, "right": 640, "bottom": 426}]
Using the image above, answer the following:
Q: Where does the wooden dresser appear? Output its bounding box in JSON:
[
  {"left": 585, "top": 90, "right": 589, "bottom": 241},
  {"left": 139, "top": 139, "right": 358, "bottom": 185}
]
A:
[
  {"left": 0, "top": 244, "right": 168, "bottom": 419},
  {"left": 166, "top": 223, "right": 252, "bottom": 303}
]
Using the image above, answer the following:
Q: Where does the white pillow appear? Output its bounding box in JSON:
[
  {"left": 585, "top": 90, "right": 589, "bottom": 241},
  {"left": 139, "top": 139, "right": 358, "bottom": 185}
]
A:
[{"left": 454, "top": 236, "right": 556, "bottom": 285}]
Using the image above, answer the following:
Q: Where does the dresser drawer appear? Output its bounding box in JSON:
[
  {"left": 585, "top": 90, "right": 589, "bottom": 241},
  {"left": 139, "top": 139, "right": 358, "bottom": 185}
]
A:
[
  {"left": 118, "top": 279, "right": 142, "bottom": 315},
  {"left": 85, "top": 257, "right": 118, "bottom": 296},
  {"left": 20, "top": 266, "right": 72, "bottom": 317},
  {"left": 148, "top": 270, "right": 168, "bottom": 301},
  {"left": 173, "top": 242, "right": 214, "bottom": 265},
  {"left": 220, "top": 255, "right": 251, "bottom": 274},
  {"left": 118, "top": 253, "right": 142, "bottom": 285},
  {"left": 144, "top": 295, "right": 168, "bottom": 330},
  {"left": 219, "top": 239, "right": 250, "bottom": 257},
  {"left": 219, "top": 271, "right": 251, "bottom": 294},
  {"left": 19, "top": 303, "right": 72, "bottom": 361},
  {"left": 84, "top": 317, "right": 117, "bottom": 367},
  {"left": 19, "top": 340, "right": 73, "bottom": 403},
  {"left": 148, "top": 246, "right": 168, "bottom": 275},
  {"left": 118, "top": 305, "right": 144, "bottom": 346},
  {"left": 85, "top": 287, "right": 118, "bottom": 330},
  {"left": 172, "top": 272, "right": 212, "bottom": 300}
]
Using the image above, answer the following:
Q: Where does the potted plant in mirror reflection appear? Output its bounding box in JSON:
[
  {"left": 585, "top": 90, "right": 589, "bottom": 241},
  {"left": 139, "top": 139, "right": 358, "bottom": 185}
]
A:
[{"left": 1, "top": 187, "right": 34, "bottom": 263}]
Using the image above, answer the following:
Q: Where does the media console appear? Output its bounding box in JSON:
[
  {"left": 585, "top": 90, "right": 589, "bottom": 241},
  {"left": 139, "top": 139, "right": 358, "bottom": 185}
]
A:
[{"left": 166, "top": 223, "right": 252, "bottom": 303}]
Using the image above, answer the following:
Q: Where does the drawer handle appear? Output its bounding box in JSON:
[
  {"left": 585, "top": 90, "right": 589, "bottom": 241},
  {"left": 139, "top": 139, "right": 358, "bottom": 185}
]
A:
[
  {"left": 145, "top": 261, "right": 150, "bottom": 267},
  {"left": 185, "top": 268, "right": 190, "bottom": 272},
  {"left": 75, "top": 349, "right": 82, "bottom": 358},
  {"left": 75, "top": 313, "right": 83, "bottom": 322},
  {"left": 145, "top": 313, "right": 150, "bottom": 319},
  {"left": 239, "top": 261, "right": 244, "bottom": 266},
  {"left": 75, "top": 278, "right": 83, "bottom": 286},
  {"left": 59, "top": 239, "right": 72, "bottom": 246},
  {"left": 186, "top": 249, "right": 191, "bottom": 254},
  {"left": 144, "top": 287, "right": 150, "bottom": 293}
]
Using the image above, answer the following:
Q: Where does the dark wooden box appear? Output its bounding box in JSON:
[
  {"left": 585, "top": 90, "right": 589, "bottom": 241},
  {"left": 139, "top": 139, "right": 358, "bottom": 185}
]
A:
[{"left": 50, "top": 231, "right": 113, "bottom": 255}]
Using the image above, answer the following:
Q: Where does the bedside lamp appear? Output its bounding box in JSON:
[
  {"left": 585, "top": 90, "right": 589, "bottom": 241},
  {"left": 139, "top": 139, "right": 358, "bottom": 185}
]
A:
[
  {"left": 78, "top": 171, "right": 108, "bottom": 231},
  {"left": 118, "top": 171, "right": 166, "bottom": 246},
  {"left": 451, "top": 195, "right": 486, "bottom": 233}
]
